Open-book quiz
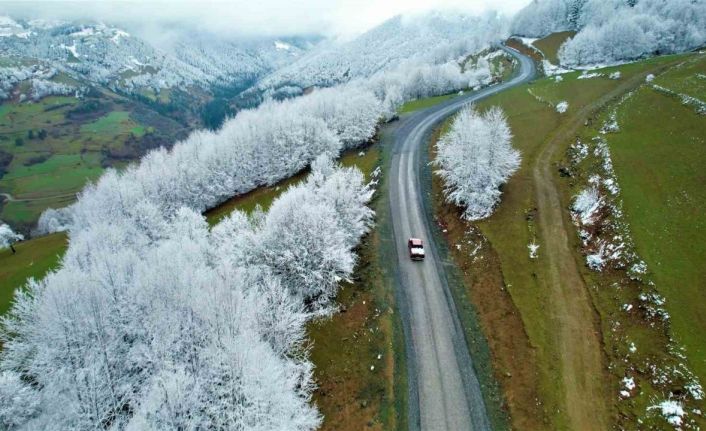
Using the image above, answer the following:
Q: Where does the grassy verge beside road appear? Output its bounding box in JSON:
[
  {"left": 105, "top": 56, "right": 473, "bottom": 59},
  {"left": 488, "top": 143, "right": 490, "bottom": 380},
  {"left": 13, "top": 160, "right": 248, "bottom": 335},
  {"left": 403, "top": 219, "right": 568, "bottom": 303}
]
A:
[{"left": 429, "top": 52, "right": 700, "bottom": 429}]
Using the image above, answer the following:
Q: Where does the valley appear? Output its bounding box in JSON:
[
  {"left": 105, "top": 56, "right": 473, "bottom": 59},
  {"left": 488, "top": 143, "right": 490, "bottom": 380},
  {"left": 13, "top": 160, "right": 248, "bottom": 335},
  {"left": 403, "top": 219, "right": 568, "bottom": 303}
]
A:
[{"left": 1, "top": 1, "right": 705, "bottom": 429}]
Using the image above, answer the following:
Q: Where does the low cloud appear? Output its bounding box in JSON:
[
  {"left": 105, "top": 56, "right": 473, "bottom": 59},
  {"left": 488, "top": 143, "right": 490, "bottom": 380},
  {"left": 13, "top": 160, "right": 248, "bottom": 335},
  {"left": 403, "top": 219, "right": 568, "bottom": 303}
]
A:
[{"left": 0, "top": 0, "right": 529, "bottom": 40}]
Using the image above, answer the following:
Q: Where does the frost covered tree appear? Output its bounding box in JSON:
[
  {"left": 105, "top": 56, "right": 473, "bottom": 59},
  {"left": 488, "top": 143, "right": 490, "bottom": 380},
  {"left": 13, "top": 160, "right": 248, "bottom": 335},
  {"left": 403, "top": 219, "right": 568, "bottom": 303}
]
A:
[
  {"left": 290, "top": 85, "right": 383, "bottom": 149},
  {"left": 1, "top": 157, "right": 372, "bottom": 429},
  {"left": 434, "top": 105, "right": 520, "bottom": 220},
  {"left": 0, "top": 221, "right": 23, "bottom": 249},
  {"left": 215, "top": 155, "right": 374, "bottom": 308},
  {"left": 511, "top": 0, "right": 574, "bottom": 36},
  {"left": 30, "top": 79, "right": 78, "bottom": 101},
  {"left": 512, "top": 0, "right": 706, "bottom": 66}
]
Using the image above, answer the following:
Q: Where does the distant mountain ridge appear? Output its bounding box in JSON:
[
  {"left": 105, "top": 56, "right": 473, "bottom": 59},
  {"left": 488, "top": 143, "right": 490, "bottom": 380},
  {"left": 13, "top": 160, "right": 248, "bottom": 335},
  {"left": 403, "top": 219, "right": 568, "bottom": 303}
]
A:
[
  {"left": 0, "top": 16, "right": 318, "bottom": 100},
  {"left": 252, "top": 11, "right": 508, "bottom": 98}
]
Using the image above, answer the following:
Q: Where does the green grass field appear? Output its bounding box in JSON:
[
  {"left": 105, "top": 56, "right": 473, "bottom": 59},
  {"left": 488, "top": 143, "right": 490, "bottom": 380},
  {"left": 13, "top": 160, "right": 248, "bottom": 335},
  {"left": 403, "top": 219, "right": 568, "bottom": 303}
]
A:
[
  {"left": 531, "top": 31, "right": 576, "bottom": 65},
  {"left": 79, "top": 111, "right": 133, "bottom": 134},
  {"left": 432, "top": 52, "right": 701, "bottom": 429},
  {"left": 600, "top": 54, "right": 706, "bottom": 384},
  {"left": 398, "top": 93, "right": 459, "bottom": 114},
  {"left": 0, "top": 88, "right": 182, "bottom": 229},
  {"left": 0, "top": 232, "right": 67, "bottom": 315}
]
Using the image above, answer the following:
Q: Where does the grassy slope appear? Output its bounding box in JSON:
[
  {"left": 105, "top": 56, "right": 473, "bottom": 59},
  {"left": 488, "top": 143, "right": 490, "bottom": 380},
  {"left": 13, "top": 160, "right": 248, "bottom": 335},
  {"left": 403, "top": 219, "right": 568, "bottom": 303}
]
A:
[
  {"left": 0, "top": 232, "right": 67, "bottom": 315},
  {"left": 0, "top": 89, "right": 185, "bottom": 229},
  {"left": 399, "top": 93, "right": 459, "bottom": 114},
  {"left": 598, "top": 55, "right": 706, "bottom": 383},
  {"left": 531, "top": 31, "right": 576, "bottom": 65},
  {"left": 430, "top": 53, "right": 699, "bottom": 429},
  {"left": 556, "top": 53, "right": 706, "bottom": 429}
]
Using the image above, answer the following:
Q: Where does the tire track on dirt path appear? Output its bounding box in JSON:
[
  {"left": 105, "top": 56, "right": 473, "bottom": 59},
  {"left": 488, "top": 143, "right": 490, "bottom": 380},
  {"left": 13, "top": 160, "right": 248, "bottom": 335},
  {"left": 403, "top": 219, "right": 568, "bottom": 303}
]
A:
[
  {"left": 532, "top": 61, "right": 684, "bottom": 430},
  {"left": 0, "top": 192, "right": 77, "bottom": 203}
]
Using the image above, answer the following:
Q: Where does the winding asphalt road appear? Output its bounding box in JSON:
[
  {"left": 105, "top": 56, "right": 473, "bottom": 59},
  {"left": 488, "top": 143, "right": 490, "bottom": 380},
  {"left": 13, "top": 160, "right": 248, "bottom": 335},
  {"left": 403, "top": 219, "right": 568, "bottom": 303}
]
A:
[{"left": 388, "top": 47, "right": 535, "bottom": 430}]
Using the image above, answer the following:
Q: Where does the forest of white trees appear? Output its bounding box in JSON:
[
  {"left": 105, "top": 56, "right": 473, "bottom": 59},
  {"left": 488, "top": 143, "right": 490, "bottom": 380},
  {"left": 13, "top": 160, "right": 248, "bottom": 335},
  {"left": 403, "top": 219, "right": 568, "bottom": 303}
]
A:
[
  {"left": 36, "top": 50, "right": 495, "bottom": 235},
  {"left": 0, "top": 6, "right": 527, "bottom": 427},
  {"left": 0, "top": 156, "right": 373, "bottom": 429},
  {"left": 434, "top": 105, "right": 521, "bottom": 220},
  {"left": 6, "top": 30, "right": 505, "bottom": 427},
  {"left": 0, "top": 65, "right": 58, "bottom": 101},
  {"left": 512, "top": 0, "right": 706, "bottom": 66},
  {"left": 255, "top": 11, "right": 507, "bottom": 94}
]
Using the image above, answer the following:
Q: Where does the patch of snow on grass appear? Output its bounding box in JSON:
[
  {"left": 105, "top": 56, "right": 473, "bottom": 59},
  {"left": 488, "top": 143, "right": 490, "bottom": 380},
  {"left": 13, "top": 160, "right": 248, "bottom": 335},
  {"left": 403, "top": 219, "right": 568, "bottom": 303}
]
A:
[
  {"left": 646, "top": 73, "right": 655, "bottom": 82},
  {"left": 622, "top": 376, "right": 635, "bottom": 391},
  {"left": 542, "top": 60, "right": 572, "bottom": 76},
  {"left": 609, "top": 71, "right": 621, "bottom": 80},
  {"left": 556, "top": 100, "right": 569, "bottom": 113},
  {"left": 586, "top": 252, "right": 605, "bottom": 271},
  {"left": 528, "top": 242, "right": 539, "bottom": 259},
  {"left": 600, "top": 112, "right": 619, "bottom": 134},
  {"left": 686, "top": 381, "right": 704, "bottom": 400},
  {"left": 603, "top": 178, "right": 619, "bottom": 195},
  {"left": 578, "top": 71, "right": 603, "bottom": 80},
  {"left": 570, "top": 140, "right": 588, "bottom": 164},
  {"left": 652, "top": 84, "right": 706, "bottom": 115},
  {"left": 630, "top": 261, "right": 647, "bottom": 276},
  {"left": 554, "top": 75, "right": 563, "bottom": 82},
  {"left": 649, "top": 400, "right": 685, "bottom": 427},
  {"left": 572, "top": 188, "right": 602, "bottom": 225},
  {"left": 517, "top": 37, "right": 538, "bottom": 46}
]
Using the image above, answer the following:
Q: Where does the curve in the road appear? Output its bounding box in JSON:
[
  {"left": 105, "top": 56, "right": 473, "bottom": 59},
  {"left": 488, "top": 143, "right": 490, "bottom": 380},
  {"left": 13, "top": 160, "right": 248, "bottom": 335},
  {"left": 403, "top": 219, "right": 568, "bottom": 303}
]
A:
[{"left": 387, "top": 47, "right": 535, "bottom": 431}]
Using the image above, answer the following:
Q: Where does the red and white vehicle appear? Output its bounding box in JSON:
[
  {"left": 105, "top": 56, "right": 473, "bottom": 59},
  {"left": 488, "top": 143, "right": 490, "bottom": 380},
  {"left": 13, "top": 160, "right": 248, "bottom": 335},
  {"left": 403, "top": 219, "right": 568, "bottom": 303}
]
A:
[{"left": 408, "top": 238, "right": 425, "bottom": 261}]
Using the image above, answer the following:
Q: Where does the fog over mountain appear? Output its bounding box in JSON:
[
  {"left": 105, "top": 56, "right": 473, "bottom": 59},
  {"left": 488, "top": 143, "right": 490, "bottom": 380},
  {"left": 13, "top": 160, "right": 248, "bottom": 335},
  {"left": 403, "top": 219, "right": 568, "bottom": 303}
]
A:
[{"left": 0, "top": 0, "right": 528, "bottom": 39}]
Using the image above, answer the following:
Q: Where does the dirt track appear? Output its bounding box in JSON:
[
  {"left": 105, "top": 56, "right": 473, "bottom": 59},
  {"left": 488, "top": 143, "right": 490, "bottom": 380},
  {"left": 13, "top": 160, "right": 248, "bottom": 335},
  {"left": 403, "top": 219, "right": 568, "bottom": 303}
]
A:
[{"left": 530, "top": 63, "right": 680, "bottom": 430}]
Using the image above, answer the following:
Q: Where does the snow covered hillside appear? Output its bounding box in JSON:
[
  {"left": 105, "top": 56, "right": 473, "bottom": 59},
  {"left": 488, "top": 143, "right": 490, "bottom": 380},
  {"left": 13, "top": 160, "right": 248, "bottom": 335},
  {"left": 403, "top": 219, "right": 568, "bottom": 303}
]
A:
[
  {"left": 252, "top": 11, "right": 509, "bottom": 97},
  {"left": 511, "top": 0, "right": 706, "bottom": 67},
  {"left": 0, "top": 16, "right": 316, "bottom": 98}
]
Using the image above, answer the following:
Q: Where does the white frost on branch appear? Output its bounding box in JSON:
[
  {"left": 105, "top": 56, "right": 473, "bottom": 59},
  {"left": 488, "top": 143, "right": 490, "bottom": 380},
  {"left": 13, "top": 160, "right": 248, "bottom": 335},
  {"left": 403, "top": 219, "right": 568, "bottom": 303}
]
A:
[
  {"left": 0, "top": 221, "right": 23, "bottom": 249},
  {"left": 0, "top": 157, "right": 373, "bottom": 430},
  {"left": 572, "top": 188, "right": 602, "bottom": 226},
  {"left": 435, "top": 105, "right": 520, "bottom": 221},
  {"left": 512, "top": 0, "right": 706, "bottom": 67}
]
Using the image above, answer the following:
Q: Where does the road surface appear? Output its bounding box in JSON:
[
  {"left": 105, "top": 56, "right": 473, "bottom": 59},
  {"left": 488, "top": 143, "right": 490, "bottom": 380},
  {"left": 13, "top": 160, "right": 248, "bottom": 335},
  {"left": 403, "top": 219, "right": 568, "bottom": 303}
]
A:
[{"left": 388, "top": 47, "right": 535, "bottom": 430}]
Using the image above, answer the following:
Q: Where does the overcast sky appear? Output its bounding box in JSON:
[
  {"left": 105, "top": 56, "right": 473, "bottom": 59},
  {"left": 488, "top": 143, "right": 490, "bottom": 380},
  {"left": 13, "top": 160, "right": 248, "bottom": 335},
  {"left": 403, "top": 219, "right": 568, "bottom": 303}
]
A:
[{"left": 0, "top": 0, "right": 530, "bottom": 38}]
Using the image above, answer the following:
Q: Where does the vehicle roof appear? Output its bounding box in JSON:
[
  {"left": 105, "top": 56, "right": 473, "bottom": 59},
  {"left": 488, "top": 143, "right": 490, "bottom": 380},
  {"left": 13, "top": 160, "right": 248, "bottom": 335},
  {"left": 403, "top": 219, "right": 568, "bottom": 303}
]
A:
[{"left": 409, "top": 238, "right": 423, "bottom": 245}]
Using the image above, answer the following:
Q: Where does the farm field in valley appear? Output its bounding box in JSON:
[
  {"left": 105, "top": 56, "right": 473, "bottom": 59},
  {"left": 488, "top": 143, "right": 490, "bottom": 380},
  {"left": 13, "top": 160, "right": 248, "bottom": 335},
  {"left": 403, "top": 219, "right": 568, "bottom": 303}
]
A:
[{"left": 0, "top": 88, "right": 186, "bottom": 231}]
